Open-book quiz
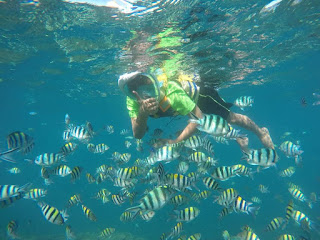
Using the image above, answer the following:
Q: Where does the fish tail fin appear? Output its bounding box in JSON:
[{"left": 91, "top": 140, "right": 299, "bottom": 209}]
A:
[
  {"left": 125, "top": 206, "right": 141, "bottom": 216},
  {"left": 188, "top": 112, "right": 200, "bottom": 124},
  {"left": 0, "top": 155, "right": 16, "bottom": 163},
  {"left": 248, "top": 205, "right": 260, "bottom": 217},
  {"left": 61, "top": 209, "right": 69, "bottom": 222},
  {"left": 19, "top": 183, "right": 32, "bottom": 193}
]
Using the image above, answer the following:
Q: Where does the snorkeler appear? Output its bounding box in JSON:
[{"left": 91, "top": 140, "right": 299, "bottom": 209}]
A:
[{"left": 118, "top": 71, "right": 274, "bottom": 151}]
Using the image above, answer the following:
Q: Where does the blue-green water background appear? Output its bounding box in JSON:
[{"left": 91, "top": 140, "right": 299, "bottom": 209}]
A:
[{"left": 0, "top": 0, "right": 320, "bottom": 239}]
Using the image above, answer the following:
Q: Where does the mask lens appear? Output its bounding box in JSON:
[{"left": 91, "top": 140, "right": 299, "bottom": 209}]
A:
[{"left": 136, "top": 84, "right": 156, "bottom": 99}]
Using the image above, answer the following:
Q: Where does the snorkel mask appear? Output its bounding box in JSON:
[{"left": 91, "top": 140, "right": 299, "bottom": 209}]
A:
[{"left": 118, "top": 72, "right": 160, "bottom": 101}]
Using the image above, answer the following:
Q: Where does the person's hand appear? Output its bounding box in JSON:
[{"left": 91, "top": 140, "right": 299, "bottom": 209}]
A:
[{"left": 132, "top": 91, "right": 158, "bottom": 116}]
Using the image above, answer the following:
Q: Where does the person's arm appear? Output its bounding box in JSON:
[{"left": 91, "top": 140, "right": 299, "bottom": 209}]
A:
[
  {"left": 131, "top": 91, "right": 158, "bottom": 139},
  {"left": 168, "top": 105, "right": 203, "bottom": 144}
]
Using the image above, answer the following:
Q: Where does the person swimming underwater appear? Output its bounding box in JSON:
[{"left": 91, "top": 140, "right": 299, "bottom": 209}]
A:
[{"left": 118, "top": 71, "right": 274, "bottom": 151}]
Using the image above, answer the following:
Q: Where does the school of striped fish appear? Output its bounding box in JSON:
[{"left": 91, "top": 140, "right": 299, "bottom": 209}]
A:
[{"left": 0, "top": 98, "right": 319, "bottom": 240}]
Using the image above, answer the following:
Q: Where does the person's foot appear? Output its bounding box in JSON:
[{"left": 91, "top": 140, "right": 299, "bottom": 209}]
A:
[
  {"left": 236, "top": 137, "right": 249, "bottom": 152},
  {"left": 259, "top": 127, "right": 274, "bottom": 149}
]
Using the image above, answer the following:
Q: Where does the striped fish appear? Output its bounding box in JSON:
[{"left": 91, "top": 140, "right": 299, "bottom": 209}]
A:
[
  {"left": 184, "top": 135, "right": 203, "bottom": 150},
  {"left": 117, "top": 153, "right": 131, "bottom": 164},
  {"left": 116, "top": 167, "right": 138, "bottom": 180},
  {"left": 113, "top": 178, "right": 136, "bottom": 188},
  {"left": 231, "top": 164, "right": 253, "bottom": 178},
  {"left": 0, "top": 131, "right": 34, "bottom": 163},
  {"left": 38, "top": 202, "right": 68, "bottom": 225},
  {"left": 233, "top": 195, "right": 259, "bottom": 215},
  {"left": 288, "top": 188, "right": 312, "bottom": 208},
  {"left": 0, "top": 193, "right": 23, "bottom": 208},
  {"left": 0, "top": 183, "right": 31, "bottom": 200},
  {"left": 125, "top": 185, "right": 174, "bottom": 214},
  {"left": 265, "top": 217, "right": 285, "bottom": 231},
  {"left": 285, "top": 200, "right": 294, "bottom": 222},
  {"left": 189, "top": 113, "right": 230, "bottom": 136},
  {"left": 251, "top": 197, "right": 262, "bottom": 204},
  {"left": 187, "top": 233, "right": 201, "bottom": 240},
  {"left": 242, "top": 148, "right": 279, "bottom": 168},
  {"left": 202, "top": 138, "right": 214, "bottom": 155},
  {"left": 219, "top": 206, "right": 233, "bottom": 219},
  {"left": 278, "top": 234, "right": 295, "bottom": 240},
  {"left": 106, "top": 125, "right": 114, "bottom": 134},
  {"left": 86, "top": 173, "right": 96, "bottom": 184},
  {"left": 259, "top": 185, "right": 270, "bottom": 193},
  {"left": 170, "top": 195, "right": 188, "bottom": 208},
  {"left": 81, "top": 205, "right": 97, "bottom": 221},
  {"left": 165, "top": 174, "right": 194, "bottom": 191},
  {"left": 214, "top": 188, "right": 238, "bottom": 207},
  {"left": 94, "top": 143, "right": 109, "bottom": 154},
  {"left": 174, "top": 207, "right": 200, "bottom": 222},
  {"left": 234, "top": 96, "right": 254, "bottom": 109},
  {"left": 236, "top": 230, "right": 260, "bottom": 240},
  {"left": 188, "top": 152, "right": 207, "bottom": 163},
  {"left": 290, "top": 210, "right": 312, "bottom": 228},
  {"left": 65, "top": 225, "right": 76, "bottom": 240},
  {"left": 70, "top": 166, "right": 82, "bottom": 183},
  {"left": 178, "top": 161, "right": 189, "bottom": 174},
  {"left": 51, "top": 165, "right": 72, "bottom": 177},
  {"left": 279, "top": 167, "right": 295, "bottom": 177},
  {"left": 202, "top": 177, "right": 221, "bottom": 191},
  {"left": 7, "top": 220, "right": 19, "bottom": 240},
  {"left": 63, "top": 130, "right": 72, "bottom": 142},
  {"left": 111, "top": 194, "right": 125, "bottom": 206},
  {"left": 198, "top": 190, "right": 211, "bottom": 200},
  {"left": 7, "top": 167, "right": 21, "bottom": 174},
  {"left": 139, "top": 210, "right": 155, "bottom": 222},
  {"left": 35, "top": 153, "right": 65, "bottom": 166},
  {"left": 225, "top": 127, "right": 247, "bottom": 139},
  {"left": 120, "top": 211, "right": 135, "bottom": 222},
  {"left": 156, "top": 146, "right": 180, "bottom": 162},
  {"left": 60, "top": 142, "right": 77, "bottom": 156},
  {"left": 212, "top": 136, "right": 229, "bottom": 145},
  {"left": 67, "top": 194, "right": 81, "bottom": 208},
  {"left": 211, "top": 166, "right": 239, "bottom": 181},
  {"left": 87, "top": 143, "right": 95, "bottom": 153},
  {"left": 6, "top": 131, "right": 34, "bottom": 154},
  {"left": 24, "top": 188, "right": 47, "bottom": 200},
  {"left": 100, "top": 228, "right": 115, "bottom": 238},
  {"left": 279, "top": 141, "right": 303, "bottom": 157},
  {"left": 168, "top": 222, "right": 183, "bottom": 239},
  {"left": 69, "top": 126, "right": 91, "bottom": 141}
]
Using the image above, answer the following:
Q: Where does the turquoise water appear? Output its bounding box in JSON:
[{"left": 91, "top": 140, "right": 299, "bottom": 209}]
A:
[{"left": 0, "top": 0, "right": 320, "bottom": 239}]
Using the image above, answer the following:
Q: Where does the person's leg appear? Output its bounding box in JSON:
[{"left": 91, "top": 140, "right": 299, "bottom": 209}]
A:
[{"left": 227, "top": 112, "right": 274, "bottom": 149}]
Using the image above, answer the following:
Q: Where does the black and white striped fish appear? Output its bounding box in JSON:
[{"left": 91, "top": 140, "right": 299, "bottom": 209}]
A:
[
  {"left": 125, "top": 185, "right": 175, "bottom": 215},
  {"left": 211, "top": 166, "right": 239, "bottom": 181},
  {"left": 38, "top": 202, "right": 68, "bottom": 225},
  {"left": 174, "top": 207, "right": 200, "bottom": 222},
  {"left": 234, "top": 96, "right": 254, "bottom": 110},
  {"left": 214, "top": 188, "right": 238, "bottom": 207},
  {"left": 34, "top": 153, "right": 65, "bottom": 166},
  {"left": 233, "top": 195, "right": 259, "bottom": 215},
  {"left": 189, "top": 113, "right": 230, "bottom": 136},
  {"left": 242, "top": 148, "right": 279, "bottom": 169},
  {"left": 0, "top": 131, "right": 34, "bottom": 163},
  {"left": 0, "top": 183, "right": 31, "bottom": 200}
]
